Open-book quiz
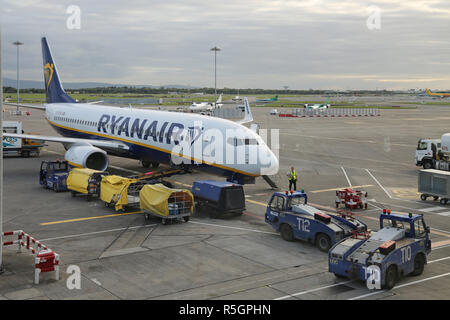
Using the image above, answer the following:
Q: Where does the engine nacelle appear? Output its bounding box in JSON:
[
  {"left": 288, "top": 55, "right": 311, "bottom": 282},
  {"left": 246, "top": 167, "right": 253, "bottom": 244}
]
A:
[{"left": 65, "top": 145, "right": 108, "bottom": 171}]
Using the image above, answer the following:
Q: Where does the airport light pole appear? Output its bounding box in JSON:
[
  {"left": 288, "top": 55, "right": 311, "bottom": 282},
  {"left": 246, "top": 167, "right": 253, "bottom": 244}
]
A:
[
  {"left": 210, "top": 46, "right": 221, "bottom": 107},
  {"left": 13, "top": 41, "right": 23, "bottom": 113},
  {"left": 1, "top": 28, "right": 4, "bottom": 273}
]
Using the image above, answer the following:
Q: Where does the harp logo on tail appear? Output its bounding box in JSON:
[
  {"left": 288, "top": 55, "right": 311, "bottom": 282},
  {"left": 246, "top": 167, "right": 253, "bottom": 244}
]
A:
[{"left": 44, "top": 63, "right": 54, "bottom": 91}]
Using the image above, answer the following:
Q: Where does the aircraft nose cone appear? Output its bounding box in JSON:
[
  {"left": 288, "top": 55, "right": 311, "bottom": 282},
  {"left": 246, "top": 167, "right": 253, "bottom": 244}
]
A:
[{"left": 263, "top": 151, "right": 279, "bottom": 176}]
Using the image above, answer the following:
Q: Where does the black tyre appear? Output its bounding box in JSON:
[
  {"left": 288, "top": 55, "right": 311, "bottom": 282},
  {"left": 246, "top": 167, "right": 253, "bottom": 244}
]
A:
[
  {"left": 440, "top": 198, "right": 448, "bottom": 205},
  {"left": 53, "top": 184, "right": 58, "bottom": 192},
  {"left": 161, "top": 218, "right": 167, "bottom": 225},
  {"left": 151, "top": 162, "right": 160, "bottom": 169},
  {"left": 423, "top": 162, "right": 432, "bottom": 169},
  {"left": 411, "top": 254, "right": 425, "bottom": 276},
  {"left": 420, "top": 194, "right": 427, "bottom": 201},
  {"left": 183, "top": 216, "right": 190, "bottom": 222},
  {"left": 280, "top": 224, "right": 294, "bottom": 242},
  {"left": 141, "top": 160, "right": 151, "bottom": 168},
  {"left": 42, "top": 180, "right": 48, "bottom": 189},
  {"left": 316, "top": 233, "right": 332, "bottom": 252},
  {"left": 433, "top": 196, "right": 439, "bottom": 201},
  {"left": 383, "top": 265, "right": 397, "bottom": 289}
]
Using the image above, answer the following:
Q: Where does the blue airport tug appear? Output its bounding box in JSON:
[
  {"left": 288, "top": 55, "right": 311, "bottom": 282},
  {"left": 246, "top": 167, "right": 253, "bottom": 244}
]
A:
[
  {"left": 39, "top": 160, "right": 70, "bottom": 192},
  {"left": 328, "top": 209, "right": 432, "bottom": 289},
  {"left": 265, "top": 190, "right": 367, "bottom": 252}
]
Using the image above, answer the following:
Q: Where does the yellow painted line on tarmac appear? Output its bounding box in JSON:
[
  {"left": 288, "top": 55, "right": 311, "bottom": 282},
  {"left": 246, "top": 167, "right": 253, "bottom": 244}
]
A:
[
  {"left": 40, "top": 211, "right": 144, "bottom": 226},
  {"left": 246, "top": 199, "right": 267, "bottom": 206},
  {"left": 310, "top": 185, "right": 374, "bottom": 193}
]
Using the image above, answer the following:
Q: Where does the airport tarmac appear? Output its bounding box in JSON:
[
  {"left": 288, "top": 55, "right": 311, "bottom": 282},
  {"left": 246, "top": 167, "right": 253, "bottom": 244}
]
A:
[{"left": 1, "top": 100, "right": 450, "bottom": 300}]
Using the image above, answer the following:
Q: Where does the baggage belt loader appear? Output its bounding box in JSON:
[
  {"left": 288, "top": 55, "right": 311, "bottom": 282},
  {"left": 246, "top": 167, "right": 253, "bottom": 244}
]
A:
[
  {"left": 328, "top": 209, "right": 431, "bottom": 289},
  {"left": 265, "top": 190, "right": 368, "bottom": 252}
]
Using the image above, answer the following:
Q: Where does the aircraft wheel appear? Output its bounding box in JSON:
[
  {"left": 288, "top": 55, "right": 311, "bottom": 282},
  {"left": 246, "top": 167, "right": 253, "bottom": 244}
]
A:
[
  {"left": 411, "top": 254, "right": 425, "bottom": 276},
  {"left": 316, "top": 233, "right": 331, "bottom": 252},
  {"left": 440, "top": 198, "right": 448, "bottom": 205},
  {"left": 280, "top": 224, "right": 294, "bottom": 242},
  {"left": 383, "top": 265, "right": 397, "bottom": 289},
  {"left": 151, "top": 162, "right": 160, "bottom": 169},
  {"left": 420, "top": 194, "right": 427, "bottom": 201},
  {"left": 141, "top": 160, "right": 151, "bottom": 168}
]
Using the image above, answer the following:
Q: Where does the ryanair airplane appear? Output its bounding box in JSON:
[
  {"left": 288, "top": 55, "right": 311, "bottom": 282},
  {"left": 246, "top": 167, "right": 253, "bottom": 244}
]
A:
[{"left": 4, "top": 38, "right": 279, "bottom": 184}]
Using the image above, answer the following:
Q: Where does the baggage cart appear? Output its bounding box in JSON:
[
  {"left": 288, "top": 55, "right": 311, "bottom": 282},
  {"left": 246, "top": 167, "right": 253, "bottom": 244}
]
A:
[
  {"left": 140, "top": 184, "right": 193, "bottom": 224},
  {"left": 418, "top": 169, "right": 450, "bottom": 205}
]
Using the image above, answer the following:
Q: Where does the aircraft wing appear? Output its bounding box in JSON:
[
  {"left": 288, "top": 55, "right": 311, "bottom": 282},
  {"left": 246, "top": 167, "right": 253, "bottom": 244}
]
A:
[
  {"left": 3, "top": 133, "right": 130, "bottom": 151},
  {"left": 236, "top": 97, "right": 253, "bottom": 125},
  {"left": 3, "top": 103, "right": 46, "bottom": 111}
]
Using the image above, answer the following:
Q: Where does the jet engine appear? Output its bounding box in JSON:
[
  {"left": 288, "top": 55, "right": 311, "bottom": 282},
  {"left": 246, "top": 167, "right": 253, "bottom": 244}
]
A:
[{"left": 65, "top": 145, "right": 108, "bottom": 171}]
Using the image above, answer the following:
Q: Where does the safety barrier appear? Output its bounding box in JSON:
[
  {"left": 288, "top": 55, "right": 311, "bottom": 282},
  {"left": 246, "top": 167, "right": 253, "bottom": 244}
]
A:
[
  {"left": 278, "top": 108, "right": 380, "bottom": 118},
  {"left": 1, "top": 230, "right": 60, "bottom": 284}
]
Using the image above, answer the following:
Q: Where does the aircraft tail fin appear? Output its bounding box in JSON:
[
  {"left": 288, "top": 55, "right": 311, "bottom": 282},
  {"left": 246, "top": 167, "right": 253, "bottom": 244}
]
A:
[
  {"left": 273, "top": 95, "right": 278, "bottom": 101},
  {"left": 236, "top": 97, "right": 253, "bottom": 124},
  {"left": 216, "top": 93, "right": 223, "bottom": 104},
  {"left": 425, "top": 88, "right": 433, "bottom": 96},
  {"left": 41, "top": 37, "right": 76, "bottom": 103}
]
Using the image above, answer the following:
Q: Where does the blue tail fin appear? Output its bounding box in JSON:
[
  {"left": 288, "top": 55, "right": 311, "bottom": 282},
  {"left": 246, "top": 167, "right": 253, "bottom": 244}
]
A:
[{"left": 41, "top": 37, "right": 76, "bottom": 103}]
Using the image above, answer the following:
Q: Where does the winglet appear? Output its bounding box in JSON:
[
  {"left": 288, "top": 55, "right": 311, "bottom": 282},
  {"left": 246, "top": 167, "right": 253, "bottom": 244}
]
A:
[{"left": 236, "top": 97, "right": 253, "bottom": 124}]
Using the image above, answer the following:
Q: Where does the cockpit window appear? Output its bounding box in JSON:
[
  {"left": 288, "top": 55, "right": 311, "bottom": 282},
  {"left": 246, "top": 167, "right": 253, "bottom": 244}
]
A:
[{"left": 227, "top": 137, "right": 259, "bottom": 146}]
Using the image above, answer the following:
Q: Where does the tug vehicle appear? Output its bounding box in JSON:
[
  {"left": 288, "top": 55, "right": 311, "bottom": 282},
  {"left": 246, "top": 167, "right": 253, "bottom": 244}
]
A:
[
  {"left": 265, "top": 190, "right": 367, "bottom": 252},
  {"left": 328, "top": 209, "right": 431, "bottom": 289},
  {"left": 39, "top": 160, "right": 70, "bottom": 192}
]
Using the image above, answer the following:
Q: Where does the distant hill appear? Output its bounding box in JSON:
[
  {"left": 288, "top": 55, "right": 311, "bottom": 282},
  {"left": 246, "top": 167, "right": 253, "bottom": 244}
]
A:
[{"left": 2, "top": 77, "right": 197, "bottom": 90}]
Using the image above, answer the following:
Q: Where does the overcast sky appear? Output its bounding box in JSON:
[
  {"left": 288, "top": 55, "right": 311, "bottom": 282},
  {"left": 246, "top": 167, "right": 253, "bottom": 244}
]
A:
[{"left": 1, "top": 0, "right": 449, "bottom": 90}]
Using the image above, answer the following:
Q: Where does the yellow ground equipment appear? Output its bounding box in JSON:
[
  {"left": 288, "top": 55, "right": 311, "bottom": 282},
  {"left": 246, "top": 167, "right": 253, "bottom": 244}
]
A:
[
  {"left": 67, "top": 168, "right": 109, "bottom": 200},
  {"left": 140, "top": 183, "right": 193, "bottom": 224},
  {"left": 100, "top": 175, "right": 140, "bottom": 212},
  {"left": 99, "top": 168, "right": 188, "bottom": 212}
]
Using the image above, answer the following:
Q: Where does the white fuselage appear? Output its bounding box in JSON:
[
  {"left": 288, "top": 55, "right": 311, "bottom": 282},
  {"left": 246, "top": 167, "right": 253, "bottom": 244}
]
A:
[{"left": 44, "top": 103, "right": 278, "bottom": 177}]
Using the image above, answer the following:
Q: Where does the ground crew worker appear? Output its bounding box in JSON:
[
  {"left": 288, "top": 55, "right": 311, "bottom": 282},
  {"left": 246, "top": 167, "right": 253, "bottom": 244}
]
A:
[{"left": 288, "top": 166, "right": 297, "bottom": 191}]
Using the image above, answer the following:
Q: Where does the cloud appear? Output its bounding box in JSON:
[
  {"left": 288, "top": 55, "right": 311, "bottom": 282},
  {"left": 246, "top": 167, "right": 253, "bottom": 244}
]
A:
[{"left": 0, "top": 0, "right": 449, "bottom": 89}]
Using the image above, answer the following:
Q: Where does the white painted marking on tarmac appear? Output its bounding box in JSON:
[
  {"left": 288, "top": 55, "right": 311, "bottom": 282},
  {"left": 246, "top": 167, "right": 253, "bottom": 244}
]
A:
[
  {"left": 38, "top": 224, "right": 157, "bottom": 242},
  {"left": 274, "top": 281, "right": 353, "bottom": 300},
  {"left": 428, "top": 256, "right": 450, "bottom": 263},
  {"left": 189, "top": 221, "right": 278, "bottom": 235},
  {"left": 341, "top": 166, "right": 352, "bottom": 187},
  {"left": 420, "top": 206, "right": 447, "bottom": 213},
  {"left": 91, "top": 278, "right": 102, "bottom": 286},
  {"left": 365, "top": 169, "right": 392, "bottom": 199},
  {"left": 348, "top": 272, "right": 450, "bottom": 300},
  {"left": 434, "top": 211, "right": 450, "bottom": 217}
]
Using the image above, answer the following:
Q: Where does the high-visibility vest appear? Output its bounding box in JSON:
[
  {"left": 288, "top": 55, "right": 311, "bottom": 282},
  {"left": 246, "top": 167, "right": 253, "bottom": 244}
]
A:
[{"left": 289, "top": 170, "right": 297, "bottom": 181}]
